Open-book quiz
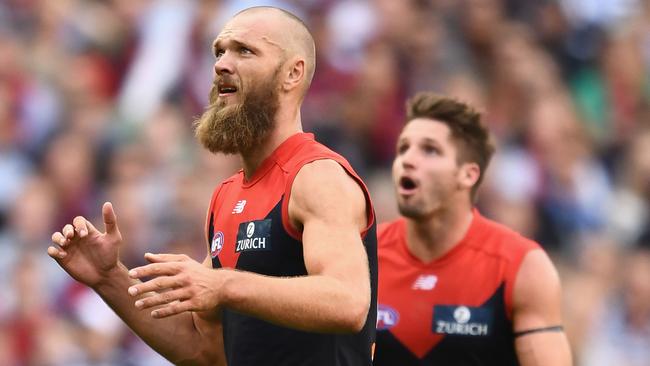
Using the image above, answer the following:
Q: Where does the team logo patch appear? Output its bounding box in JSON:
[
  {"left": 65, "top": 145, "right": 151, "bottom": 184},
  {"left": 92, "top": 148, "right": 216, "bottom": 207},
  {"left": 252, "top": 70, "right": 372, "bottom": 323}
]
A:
[
  {"left": 412, "top": 274, "right": 438, "bottom": 290},
  {"left": 232, "top": 199, "right": 247, "bottom": 214},
  {"left": 235, "top": 219, "right": 272, "bottom": 253},
  {"left": 377, "top": 304, "right": 400, "bottom": 330},
  {"left": 433, "top": 305, "right": 492, "bottom": 336},
  {"left": 210, "top": 231, "right": 224, "bottom": 258}
]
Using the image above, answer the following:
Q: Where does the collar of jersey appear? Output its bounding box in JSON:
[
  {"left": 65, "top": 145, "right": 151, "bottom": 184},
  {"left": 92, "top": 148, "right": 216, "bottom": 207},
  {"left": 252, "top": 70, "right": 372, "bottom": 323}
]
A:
[
  {"left": 399, "top": 208, "right": 485, "bottom": 267},
  {"left": 241, "top": 132, "right": 315, "bottom": 188}
]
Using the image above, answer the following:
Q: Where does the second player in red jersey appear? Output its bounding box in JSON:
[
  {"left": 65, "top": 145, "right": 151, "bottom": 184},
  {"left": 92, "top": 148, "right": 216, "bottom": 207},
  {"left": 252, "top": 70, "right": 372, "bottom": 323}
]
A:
[{"left": 374, "top": 93, "right": 572, "bottom": 366}]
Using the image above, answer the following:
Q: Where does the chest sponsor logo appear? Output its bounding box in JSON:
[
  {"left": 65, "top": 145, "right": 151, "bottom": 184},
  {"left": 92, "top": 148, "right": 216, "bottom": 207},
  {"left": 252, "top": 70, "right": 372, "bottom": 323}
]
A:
[
  {"left": 232, "top": 199, "right": 247, "bottom": 214},
  {"left": 433, "top": 305, "right": 492, "bottom": 336},
  {"left": 412, "top": 274, "right": 438, "bottom": 290},
  {"left": 377, "top": 304, "right": 400, "bottom": 330},
  {"left": 235, "top": 219, "right": 272, "bottom": 253},
  {"left": 210, "top": 231, "right": 225, "bottom": 258}
]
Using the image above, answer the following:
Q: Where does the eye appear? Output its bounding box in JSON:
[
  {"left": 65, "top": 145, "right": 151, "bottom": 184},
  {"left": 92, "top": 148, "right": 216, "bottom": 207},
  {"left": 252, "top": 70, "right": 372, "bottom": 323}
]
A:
[
  {"left": 422, "top": 144, "right": 440, "bottom": 155},
  {"left": 397, "top": 143, "right": 409, "bottom": 155},
  {"left": 215, "top": 48, "right": 224, "bottom": 59},
  {"left": 240, "top": 46, "right": 253, "bottom": 55}
]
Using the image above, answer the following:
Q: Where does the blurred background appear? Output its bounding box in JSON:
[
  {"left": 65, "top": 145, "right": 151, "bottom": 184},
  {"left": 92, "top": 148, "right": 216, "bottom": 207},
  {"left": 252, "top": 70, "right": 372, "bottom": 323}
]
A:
[{"left": 0, "top": 0, "right": 648, "bottom": 365}]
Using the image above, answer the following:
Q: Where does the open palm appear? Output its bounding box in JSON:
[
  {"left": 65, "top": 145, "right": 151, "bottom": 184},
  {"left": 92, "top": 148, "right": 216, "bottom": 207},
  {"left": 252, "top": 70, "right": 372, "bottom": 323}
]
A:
[{"left": 49, "top": 202, "right": 123, "bottom": 288}]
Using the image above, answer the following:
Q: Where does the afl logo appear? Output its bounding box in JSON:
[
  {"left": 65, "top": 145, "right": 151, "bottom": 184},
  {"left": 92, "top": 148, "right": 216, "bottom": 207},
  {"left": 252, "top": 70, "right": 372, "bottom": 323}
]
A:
[
  {"left": 454, "top": 306, "right": 471, "bottom": 324},
  {"left": 377, "top": 304, "right": 400, "bottom": 330},
  {"left": 211, "top": 231, "right": 224, "bottom": 258},
  {"left": 246, "top": 222, "right": 255, "bottom": 238}
]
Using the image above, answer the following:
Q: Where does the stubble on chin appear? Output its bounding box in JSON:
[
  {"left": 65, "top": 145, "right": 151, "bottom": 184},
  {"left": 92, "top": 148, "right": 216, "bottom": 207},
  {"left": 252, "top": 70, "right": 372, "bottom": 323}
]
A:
[{"left": 397, "top": 202, "right": 426, "bottom": 219}]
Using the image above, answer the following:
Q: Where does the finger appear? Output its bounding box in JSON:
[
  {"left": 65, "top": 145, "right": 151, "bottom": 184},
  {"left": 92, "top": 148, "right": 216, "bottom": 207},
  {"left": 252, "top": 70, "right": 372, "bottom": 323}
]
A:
[
  {"left": 86, "top": 220, "right": 99, "bottom": 234},
  {"left": 72, "top": 216, "right": 89, "bottom": 237},
  {"left": 47, "top": 246, "right": 67, "bottom": 260},
  {"left": 151, "top": 300, "right": 194, "bottom": 318},
  {"left": 127, "top": 275, "right": 183, "bottom": 296},
  {"left": 51, "top": 232, "right": 69, "bottom": 247},
  {"left": 62, "top": 224, "right": 75, "bottom": 239},
  {"left": 128, "top": 262, "right": 182, "bottom": 280},
  {"left": 144, "top": 252, "right": 190, "bottom": 263},
  {"left": 134, "top": 289, "right": 190, "bottom": 310},
  {"left": 102, "top": 202, "right": 119, "bottom": 235}
]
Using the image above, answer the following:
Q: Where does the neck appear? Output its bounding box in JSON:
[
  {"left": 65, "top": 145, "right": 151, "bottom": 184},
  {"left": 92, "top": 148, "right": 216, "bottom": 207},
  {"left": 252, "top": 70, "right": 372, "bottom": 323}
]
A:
[
  {"left": 405, "top": 201, "right": 474, "bottom": 263},
  {"left": 240, "top": 104, "right": 302, "bottom": 179}
]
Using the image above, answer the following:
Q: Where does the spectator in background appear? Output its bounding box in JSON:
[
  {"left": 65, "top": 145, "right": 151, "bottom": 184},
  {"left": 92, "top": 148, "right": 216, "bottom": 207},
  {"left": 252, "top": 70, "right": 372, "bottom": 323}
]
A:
[
  {"left": 606, "top": 127, "right": 650, "bottom": 246},
  {"left": 579, "top": 243, "right": 650, "bottom": 366}
]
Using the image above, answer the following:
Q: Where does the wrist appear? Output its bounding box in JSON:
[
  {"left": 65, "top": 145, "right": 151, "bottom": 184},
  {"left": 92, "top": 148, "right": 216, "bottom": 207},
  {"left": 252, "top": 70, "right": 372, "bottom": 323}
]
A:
[
  {"left": 218, "top": 268, "right": 241, "bottom": 308},
  {"left": 92, "top": 262, "right": 130, "bottom": 292}
]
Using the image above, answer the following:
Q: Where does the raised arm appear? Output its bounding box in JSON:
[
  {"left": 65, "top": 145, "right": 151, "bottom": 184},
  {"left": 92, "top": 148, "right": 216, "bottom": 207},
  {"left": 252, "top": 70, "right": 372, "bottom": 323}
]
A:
[
  {"left": 512, "top": 249, "right": 572, "bottom": 366},
  {"left": 48, "top": 203, "right": 225, "bottom": 366}
]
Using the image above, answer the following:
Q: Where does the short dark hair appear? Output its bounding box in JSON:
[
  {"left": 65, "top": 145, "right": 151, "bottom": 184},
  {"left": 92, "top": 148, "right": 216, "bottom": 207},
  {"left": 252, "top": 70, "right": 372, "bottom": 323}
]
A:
[{"left": 405, "top": 92, "right": 495, "bottom": 200}]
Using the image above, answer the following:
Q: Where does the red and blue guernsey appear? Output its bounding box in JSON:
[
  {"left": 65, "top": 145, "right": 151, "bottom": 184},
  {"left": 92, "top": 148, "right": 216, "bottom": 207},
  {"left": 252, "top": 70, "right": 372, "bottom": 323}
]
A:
[
  {"left": 374, "top": 210, "right": 538, "bottom": 365},
  {"left": 204, "top": 132, "right": 377, "bottom": 366}
]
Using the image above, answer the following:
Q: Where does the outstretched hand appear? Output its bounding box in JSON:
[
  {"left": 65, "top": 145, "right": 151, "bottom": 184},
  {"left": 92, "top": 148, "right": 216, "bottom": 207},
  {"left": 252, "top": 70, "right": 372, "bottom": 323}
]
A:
[
  {"left": 48, "top": 202, "right": 123, "bottom": 288},
  {"left": 127, "top": 253, "right": 229, "bottom": 318}
]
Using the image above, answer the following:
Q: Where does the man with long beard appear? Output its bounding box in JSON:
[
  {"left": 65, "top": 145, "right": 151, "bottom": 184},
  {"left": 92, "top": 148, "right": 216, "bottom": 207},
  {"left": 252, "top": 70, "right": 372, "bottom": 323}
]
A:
[{"left": 47, "top": 6, "right": 377, "bottom": 366}]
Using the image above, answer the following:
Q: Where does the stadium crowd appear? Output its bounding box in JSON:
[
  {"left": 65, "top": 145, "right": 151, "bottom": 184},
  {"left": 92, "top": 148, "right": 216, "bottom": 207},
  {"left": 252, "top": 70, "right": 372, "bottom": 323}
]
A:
[{"left": 0, "top": 0, "right": 648, "bottom": 365}]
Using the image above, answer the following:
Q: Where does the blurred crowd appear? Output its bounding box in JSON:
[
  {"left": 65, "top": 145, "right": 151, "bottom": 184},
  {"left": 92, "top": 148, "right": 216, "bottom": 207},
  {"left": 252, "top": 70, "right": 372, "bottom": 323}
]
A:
[{"left": 0, "top": 0, "right": 648, "bottom": 365}]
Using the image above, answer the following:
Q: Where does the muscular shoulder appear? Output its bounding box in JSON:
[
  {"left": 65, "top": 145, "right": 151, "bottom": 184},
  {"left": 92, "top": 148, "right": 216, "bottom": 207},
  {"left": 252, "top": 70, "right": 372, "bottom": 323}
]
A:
[
  {"left": 291, "top": 159, "right": 364, "bottom": 206},
  {"left": 289, "top": 159, "right": 367, "bottom": 231},
  {"left": 512, "top": 249, "right": 563, "bottom": 328},
  {"left": 514, "top": 250, "right": 561, "bottom": 301}
]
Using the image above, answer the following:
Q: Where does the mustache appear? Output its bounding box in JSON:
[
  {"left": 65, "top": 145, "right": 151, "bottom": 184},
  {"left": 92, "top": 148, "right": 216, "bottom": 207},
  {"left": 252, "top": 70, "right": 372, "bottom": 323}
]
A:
[{"left": 208, "top": 76, "right": 241, "bottom": 105}]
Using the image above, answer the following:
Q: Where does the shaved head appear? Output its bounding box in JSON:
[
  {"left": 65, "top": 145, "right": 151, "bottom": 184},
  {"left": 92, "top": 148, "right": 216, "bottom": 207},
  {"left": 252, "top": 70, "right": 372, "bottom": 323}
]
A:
[{"left": 234, "top": 6, "right": 316, "bottom": 92}]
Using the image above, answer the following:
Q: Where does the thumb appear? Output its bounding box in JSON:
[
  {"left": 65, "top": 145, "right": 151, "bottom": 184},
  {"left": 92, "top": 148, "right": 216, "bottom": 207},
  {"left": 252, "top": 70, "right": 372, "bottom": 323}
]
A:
[{"left": 102, "top": 202, "right": 119, "bottom": 235}]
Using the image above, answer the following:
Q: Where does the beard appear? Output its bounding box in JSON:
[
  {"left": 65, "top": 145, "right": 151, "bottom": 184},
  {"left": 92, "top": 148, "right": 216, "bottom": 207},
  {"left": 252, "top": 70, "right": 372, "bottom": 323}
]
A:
[
  {"left": 194, "top": 69, "right": 280, "bottom": 155},
  {"left": 397, "top": 201, "right": 425, "bottom": 219}
]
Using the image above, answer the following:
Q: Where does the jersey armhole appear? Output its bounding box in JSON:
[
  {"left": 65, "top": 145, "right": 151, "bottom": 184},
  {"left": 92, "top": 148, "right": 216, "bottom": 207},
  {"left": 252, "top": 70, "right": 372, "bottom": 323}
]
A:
[
  {"left": 204, "top": 183, "right": 227, "bottom": 246},
  {"left": 504, "top": 242, "right": 540, "bottom": 320},
  {"left": 280, "top": 157, "right": 376, "bottom": 242}
]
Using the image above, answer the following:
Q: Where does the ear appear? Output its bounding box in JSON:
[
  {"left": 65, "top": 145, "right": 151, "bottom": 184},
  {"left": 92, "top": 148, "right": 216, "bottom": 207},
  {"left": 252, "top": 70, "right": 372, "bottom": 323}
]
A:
[
  {"left": 458, "top": 162, "right": 481, "bottom": 191},
  {"left": 281, "top": 57, "right": 305, "bottom": 92}
]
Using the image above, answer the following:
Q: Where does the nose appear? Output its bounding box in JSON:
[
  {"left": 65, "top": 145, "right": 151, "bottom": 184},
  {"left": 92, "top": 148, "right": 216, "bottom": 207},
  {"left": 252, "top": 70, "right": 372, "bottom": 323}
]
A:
[
  {"left": 399, "top": 148, "right": 417, "bottom": 170},
  {"left": 214, "top": 52, "right": 234, "bottom": 76}
]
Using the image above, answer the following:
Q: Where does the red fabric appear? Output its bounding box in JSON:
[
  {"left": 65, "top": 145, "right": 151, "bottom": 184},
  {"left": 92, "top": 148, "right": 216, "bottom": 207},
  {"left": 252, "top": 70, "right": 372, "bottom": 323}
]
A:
[
  {"left": 206, "top": 132, "right": 375, "bottom": 268},
  {"left": 377, "top": 210, "right": 538, "bottom": 358}
]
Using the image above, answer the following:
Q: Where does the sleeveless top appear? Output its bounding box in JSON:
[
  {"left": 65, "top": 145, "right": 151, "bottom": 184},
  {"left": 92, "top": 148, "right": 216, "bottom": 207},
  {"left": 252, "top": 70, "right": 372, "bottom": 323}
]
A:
[
  {"left": 205, "top": 132, "right": 378, "bottom": 366},
  {"left": 374, "top": 210, "right": 538, "bottom": 365}
]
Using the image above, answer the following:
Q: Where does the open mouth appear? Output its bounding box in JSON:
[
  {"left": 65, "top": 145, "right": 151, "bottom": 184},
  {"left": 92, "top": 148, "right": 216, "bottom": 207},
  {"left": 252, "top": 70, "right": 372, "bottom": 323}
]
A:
[
  {"left": 218, "top": 83, "right": 238, "bottom": 96},
  {"left": 399, "top": 176, "right": 417, "bottom": 190},
  {"left": 397, "top": 176, "right": 418, "bottom": 196}
]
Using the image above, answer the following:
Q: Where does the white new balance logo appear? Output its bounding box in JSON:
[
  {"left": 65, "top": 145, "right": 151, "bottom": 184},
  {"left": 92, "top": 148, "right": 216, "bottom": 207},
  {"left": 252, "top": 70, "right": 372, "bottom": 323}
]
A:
[
  {"left": 412, "top": 275, "right": 438, "bottom": 290},
  {"left": 232, "top": 200, "right": 247, "bottom": 214}
]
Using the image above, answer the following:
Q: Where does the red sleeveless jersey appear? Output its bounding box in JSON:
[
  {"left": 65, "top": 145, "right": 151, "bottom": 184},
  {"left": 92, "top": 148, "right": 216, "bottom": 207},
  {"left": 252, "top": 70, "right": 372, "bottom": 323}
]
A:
[
  {"left": 374, "top": 210, "right": 539, "bottom": 365},
  {"left": 204, "top": 132, "right": 378, "bottom": 366}
]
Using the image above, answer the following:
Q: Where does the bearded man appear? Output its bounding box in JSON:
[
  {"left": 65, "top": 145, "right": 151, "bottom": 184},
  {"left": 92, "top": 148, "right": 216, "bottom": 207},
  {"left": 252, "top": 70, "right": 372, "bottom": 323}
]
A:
[{"left": 48, "top": 7, "right": 377, "bottom": 366}]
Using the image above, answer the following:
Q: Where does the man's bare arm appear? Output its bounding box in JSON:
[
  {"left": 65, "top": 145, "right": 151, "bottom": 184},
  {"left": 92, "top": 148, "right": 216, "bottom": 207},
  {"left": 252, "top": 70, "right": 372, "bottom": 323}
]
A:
[
  {"left": 130, "top": 159, "right": 371, "bottom": 333},
  {"left": 49, "top": 203, "right": 225, "bottom": 366},
  {"left": 513, "top": 250, "right": 572, "bottom": 366},
  {"left": 98, "top": 257, "right": 225, "bottom": 366}
]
